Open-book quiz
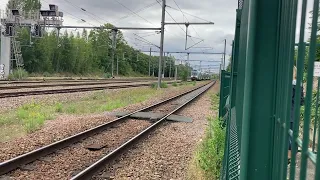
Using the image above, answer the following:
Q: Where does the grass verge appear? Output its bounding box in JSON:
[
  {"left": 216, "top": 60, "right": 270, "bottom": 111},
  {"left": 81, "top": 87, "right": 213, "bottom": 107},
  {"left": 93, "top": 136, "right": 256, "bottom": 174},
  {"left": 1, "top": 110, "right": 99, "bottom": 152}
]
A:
[{"left": 188, "top": 93, "right": 225, "bottom": 180}]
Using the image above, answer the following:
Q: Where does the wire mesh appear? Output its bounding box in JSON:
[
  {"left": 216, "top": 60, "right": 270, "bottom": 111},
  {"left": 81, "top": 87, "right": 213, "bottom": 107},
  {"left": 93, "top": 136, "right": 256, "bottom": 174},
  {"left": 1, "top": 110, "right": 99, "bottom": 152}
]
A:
[
  {"left": 238, "top": 0, "right": 244, "bottom": 9},
  {"left": 221, "top": 0, "right": 320, "bottom": 179}
]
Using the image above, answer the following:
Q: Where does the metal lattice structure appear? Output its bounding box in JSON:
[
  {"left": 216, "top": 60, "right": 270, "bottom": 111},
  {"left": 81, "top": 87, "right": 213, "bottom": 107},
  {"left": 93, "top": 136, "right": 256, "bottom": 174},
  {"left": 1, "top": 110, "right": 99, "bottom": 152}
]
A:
[
  {"left": 0, "top": 5, "right": 63, "bottom": 79},
  {"left": 238, "top": 0, "right": 244, "bottom": 9},
  {"left": 220, "top": 0, "right": 320, "bottom": 179}
]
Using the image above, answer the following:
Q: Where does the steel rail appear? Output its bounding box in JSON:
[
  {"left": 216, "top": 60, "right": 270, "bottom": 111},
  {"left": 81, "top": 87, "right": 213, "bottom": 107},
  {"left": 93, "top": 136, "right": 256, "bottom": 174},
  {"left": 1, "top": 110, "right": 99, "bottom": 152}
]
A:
[
  {"left": 0, "top": 78, "right": 174, "bottom": 89},
  {"left": 0, "top": 81, "right": 177, "bottom": 98},
  {"left": 0, "top": 81, "right": 213, "bottom": 175},
  {"left": 0, "top": 78, "right": 169, "bottom": 84},
  {"left": 0, "top": 81, "right": 133, "bottom": 90},
  {"left": 71, "top": 81, "right": 216, "bottom": 180}
]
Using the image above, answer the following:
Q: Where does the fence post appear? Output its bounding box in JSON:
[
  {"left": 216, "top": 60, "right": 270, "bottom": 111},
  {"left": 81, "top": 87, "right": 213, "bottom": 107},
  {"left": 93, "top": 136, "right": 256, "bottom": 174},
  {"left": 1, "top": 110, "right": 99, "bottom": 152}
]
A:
[{"left": 237, "top": 1, "right": 284, "bottom": 179}]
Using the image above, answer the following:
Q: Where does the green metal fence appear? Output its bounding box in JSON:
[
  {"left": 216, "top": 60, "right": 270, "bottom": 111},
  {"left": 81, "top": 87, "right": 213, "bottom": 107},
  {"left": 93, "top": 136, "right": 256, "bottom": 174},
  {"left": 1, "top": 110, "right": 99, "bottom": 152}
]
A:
[
  {"left": 220, "top": 0, "right": 320, "bottom": 179},
  {"left": 219, "top": 70, "right": 231, "bottom": 120}
]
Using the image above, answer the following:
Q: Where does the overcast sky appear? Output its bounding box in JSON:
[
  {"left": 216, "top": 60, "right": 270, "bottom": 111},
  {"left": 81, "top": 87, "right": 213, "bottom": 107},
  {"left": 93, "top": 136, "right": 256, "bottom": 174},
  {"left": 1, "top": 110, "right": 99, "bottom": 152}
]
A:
[{"left": 0, "top": 0, "right": 316, "bottom": 72}]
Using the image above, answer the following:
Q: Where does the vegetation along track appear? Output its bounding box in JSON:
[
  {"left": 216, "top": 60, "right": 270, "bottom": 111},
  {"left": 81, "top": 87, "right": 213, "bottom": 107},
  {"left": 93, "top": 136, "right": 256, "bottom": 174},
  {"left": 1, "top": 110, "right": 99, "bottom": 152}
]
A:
[
  {"left": 0, "top": 81, "right": 177, "bottom": 98},
  {"left": 0, "top": 81, "right": 215, "bottom": 179}
]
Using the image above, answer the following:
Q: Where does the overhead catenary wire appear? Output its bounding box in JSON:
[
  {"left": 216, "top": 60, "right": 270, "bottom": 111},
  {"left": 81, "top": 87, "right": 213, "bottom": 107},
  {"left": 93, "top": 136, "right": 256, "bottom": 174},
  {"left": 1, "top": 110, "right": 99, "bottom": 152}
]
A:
[
  {"left": 156, "top": 0, "right": 206, "bottom": 46},
  {"left": 113, "top": 0, "right": 156, "bottom": 27},
  {"left": 62, "top": 0, "right": 109, "bottom": 25},
  {"left": 134, "top": 33, "right": 160, "bottom": 48},
  {"left": 171, "top": 0, "right": 214, "bottom": 51},
  {"left": 169, "top": 0, "right": 214, "bottom": 58},
  {"left": 111, "top": 1, "right": 159, "bottom": 24},
  {"left": 166, "top": 5, "right": 212, "bottom": 23},
  {"left": 41, "top": 0, "right": 96, "bottom": 26},
  {"left": 123, "top": 34, "right": 155, "bottom": 51}
]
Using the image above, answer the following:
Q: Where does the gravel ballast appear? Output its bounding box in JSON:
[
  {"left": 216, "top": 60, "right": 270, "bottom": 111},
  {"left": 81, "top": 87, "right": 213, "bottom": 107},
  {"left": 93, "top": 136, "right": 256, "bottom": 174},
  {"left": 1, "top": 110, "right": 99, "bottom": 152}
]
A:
[
  {"left": 93, "top": 83, "right": 219, "bottom": 179},
  {"left": 0, "top": 82, "right": 212, "bottom": 179},
  {"left": 0, "top": 83, "right": 207, "bottom": 162},
  {"left": 8, "top": 119, "right": 152, "bottom": 179}
]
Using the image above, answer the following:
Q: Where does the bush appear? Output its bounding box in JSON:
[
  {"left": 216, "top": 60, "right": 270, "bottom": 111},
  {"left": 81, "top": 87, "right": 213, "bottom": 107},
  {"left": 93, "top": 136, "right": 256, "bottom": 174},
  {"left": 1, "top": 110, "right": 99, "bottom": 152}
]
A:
[
  {"left": 198, "top": 117, "right": 226, "bottom": 179},
  {"left": 300, "top": 90, "right": 318, "bottom": 125},
  {"left": 181, "top": 70, "right": 188, "bottom": 81},
  {"left": 8, "top": 68, "right": 28, "bottom": 80},
  {"left": 55, "top": 103, "right": 63, "bottom": 113},
  {"left": 151, "top": 83, "right": 157, "bottom": 89},
  {"left": 172, "top": 82, "right": 178, "bottom": 87},
  {"left": 17, "top": 102, "right": 47, "bottom": 132},
  {"left": 161, "top": 82, "right": 168, "bottom": 88},
  {"left": 103, "top": 73, "right": 112, "bottom": 79},
  {"left": 210, "top": 94, "right": 220, "bottom": 111},
  {"left": 43, "top": 72, "right": 51, "bottom": 77}
]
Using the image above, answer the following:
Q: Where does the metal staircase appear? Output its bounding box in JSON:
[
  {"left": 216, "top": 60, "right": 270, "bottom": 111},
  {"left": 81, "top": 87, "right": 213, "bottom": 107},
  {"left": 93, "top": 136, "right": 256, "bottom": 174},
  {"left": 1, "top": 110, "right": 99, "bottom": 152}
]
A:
[
  {"left": 10, "top": 18, "right": 24, "bottom": 69},
  {"left": 11, "top": 36, "right": 24, "bottom": 68}
]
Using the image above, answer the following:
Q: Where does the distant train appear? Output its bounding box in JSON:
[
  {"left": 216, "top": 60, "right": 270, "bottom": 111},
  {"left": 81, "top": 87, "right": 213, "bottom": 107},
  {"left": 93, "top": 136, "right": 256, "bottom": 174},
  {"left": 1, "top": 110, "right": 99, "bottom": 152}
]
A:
[{"left": 190, "top": 70, "right": 211, "bottom": 81}]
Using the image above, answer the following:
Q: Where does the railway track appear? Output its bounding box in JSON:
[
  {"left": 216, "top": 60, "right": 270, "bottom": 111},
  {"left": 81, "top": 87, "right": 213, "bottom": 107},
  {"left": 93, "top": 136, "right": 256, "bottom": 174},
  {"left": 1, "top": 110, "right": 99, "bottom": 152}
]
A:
[
  {"left": 0, "top": 81, "right": 177, "bottom": 98},
  {"left": 0, "top": 81, "right": 215, "bottom": 179},
  {"left": 0, "top": 81, "right": 133, "bottom": 90},
  {"left": 0, "top": 77, "right": 167, "bottom": 84}
]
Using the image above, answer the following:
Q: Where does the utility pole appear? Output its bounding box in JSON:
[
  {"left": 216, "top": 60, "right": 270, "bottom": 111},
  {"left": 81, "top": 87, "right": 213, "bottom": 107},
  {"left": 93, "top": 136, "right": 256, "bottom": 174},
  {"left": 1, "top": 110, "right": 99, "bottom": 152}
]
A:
[
  {"left": 122, "top": 52, "right": 126, "bottom": 75},
  {"left": 162, "top": 52, "right": 166, "bottom": 78},
  {"left": 111, "top": 29, "right": 118, "bottom": 77},
  {"left": 219, "top": 64, "right": 222, "bottom": 80},
  {"left": 169, "top": 53, "right": 172, "bottom": 79},
  {"left": 224, "top": 39, "right": 226, "bottom": 70},
  {"left": 136, "top": 51, "right": 139, "bottom": 72},
  {"left": 56, "top": 27, "right": 61, "bottom": 72},
  {"left": 117, "top": 55, "right": 119, "bottom": 76},
  {"left": 149, "top": 47, "right": 151, "bottom": 76},
  {"left": 158, "top": 0, "right": 166, "bottom": 88},
  {"left": 152, "top": 60, "right": 155, "bottom": 77},
  {"left": 187, "top": 52, "right": 191, "bottom": 76},
  {"left": 175, "top": 65, "right": 178, "bottom": 81},
  {"left": 221, "top": 54, "right": 224, "bottom": 70}
]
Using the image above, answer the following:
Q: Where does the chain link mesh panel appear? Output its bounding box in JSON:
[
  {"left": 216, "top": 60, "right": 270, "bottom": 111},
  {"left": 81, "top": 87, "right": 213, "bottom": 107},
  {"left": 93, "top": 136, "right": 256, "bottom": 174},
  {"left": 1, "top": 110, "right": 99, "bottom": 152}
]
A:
[{"left": 238, "top": 0, "right": 244, "bottom": 9}]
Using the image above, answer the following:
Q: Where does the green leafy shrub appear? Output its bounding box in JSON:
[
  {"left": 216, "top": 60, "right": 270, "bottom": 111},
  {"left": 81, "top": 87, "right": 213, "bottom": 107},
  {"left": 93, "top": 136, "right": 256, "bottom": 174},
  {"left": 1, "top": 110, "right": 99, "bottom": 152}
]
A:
[
  {"left": 8, "top": 68, "right": 29, "bottom": 80},
  {"left": 151, "top": 83, "right": 157, "bottom": 89},
  {"left": 172, "top": 82, "right": 178, "bottom": 87},
  {"left": 103, "top": 73, "right": 112, "bottom": 79},
  {"left": 211, "top": 94, "right": 220, "bottom": 111},
  {"left": 181, "top": 70, "right": 188, "bottom": 81},
  {"left": 161, "top": 82, "right": 168, "bottom": 88},
  {"left": 55, "top": 103, "right": 63, "bottom": 113},
  {"left": 300, "top": 90, "right": 318, "bottom": 125},
  {"left": 198, "top": 117, "right": 226, "bottom": 179},
  {"left": 43, "top": 72, "right": 51, "bottom": 77}
]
